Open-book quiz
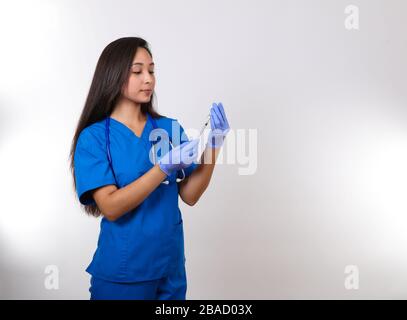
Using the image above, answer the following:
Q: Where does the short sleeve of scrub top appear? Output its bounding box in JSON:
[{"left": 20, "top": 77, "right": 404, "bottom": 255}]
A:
[{"left": 74, "top": 129, "right": 117, "bottom": 205}]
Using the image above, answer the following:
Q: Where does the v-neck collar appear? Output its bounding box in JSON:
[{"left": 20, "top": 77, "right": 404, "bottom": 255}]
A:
[{"left": 109, "top": 112, "right": 152, "bottom": 141}]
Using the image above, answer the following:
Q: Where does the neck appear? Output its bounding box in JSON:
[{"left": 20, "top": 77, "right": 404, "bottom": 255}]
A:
[{"left": 110, "top": 97, "right": 146, "bottom": 125}]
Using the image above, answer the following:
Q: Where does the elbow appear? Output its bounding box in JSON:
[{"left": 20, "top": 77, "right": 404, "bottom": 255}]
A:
[
  {"left": 102, "top": 210, "right": 118, "bottom": 222},
  {"left": 101, "top": 202, "right": 136, "bottom": 222},
  {"left": 100, "top": 206, "right": 121, "bottom": 222},
  {"left": 104, "top": 213, "right": 118, "bottom": 222},
  {"left": 181, "top": 190, "right": 205, "bottom": 206},
  {"left": 184, "top": 196, "right": 199, "bottom": 206},
  {"left": 99, "top": 200, "right": 141, "bottom": 222}
]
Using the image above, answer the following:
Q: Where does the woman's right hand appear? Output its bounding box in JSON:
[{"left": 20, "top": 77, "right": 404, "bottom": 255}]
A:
[{"left": 158, "top": 139, "right": 200, "bottom": 176}]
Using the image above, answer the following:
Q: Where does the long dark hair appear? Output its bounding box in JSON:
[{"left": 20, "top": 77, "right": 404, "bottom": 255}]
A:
[{"left": 69, "top": 37, "right": 162, "bottom": 217}]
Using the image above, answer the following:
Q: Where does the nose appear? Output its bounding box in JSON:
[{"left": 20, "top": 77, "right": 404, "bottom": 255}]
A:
[{"left": 145, "top": 73, "right": 154, "bottom": 83}]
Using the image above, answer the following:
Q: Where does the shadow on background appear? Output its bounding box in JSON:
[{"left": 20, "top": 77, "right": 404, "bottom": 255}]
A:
[{"left": 0, "top": 231, "right": 14, "bottom": 299}]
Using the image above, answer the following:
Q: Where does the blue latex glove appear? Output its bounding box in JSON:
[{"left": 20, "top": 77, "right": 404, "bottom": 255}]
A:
[
  {"left": 207, "top": 102, "right": 230, "bottom": 148},
  {"left": 158, "top": 138, "right": 200, "bottom": 176}
]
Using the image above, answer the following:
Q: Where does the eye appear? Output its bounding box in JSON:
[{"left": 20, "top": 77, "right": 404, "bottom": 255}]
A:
[{"left": 133, "top": 71, "right": 155, "bottom": 74}]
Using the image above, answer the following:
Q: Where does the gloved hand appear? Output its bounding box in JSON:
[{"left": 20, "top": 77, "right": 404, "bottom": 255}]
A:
[
  {"left": 158, "top": 138, "right": 200, "bottom": 176},
  {"left": 207, "top": 102, "right": 230, "bottom": 148}
]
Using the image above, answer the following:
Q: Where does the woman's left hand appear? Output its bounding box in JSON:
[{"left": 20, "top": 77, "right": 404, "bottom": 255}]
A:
[{"left": 207, "top": 102, "right": 230, "bottom": 148}]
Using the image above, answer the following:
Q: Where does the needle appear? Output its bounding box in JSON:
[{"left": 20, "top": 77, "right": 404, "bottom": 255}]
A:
[
  {"left": 194, "top": 114, "right": 211, "bottom": 163},
  {"left": 198, "top": 114, "right": 211, "bottom": 137}
]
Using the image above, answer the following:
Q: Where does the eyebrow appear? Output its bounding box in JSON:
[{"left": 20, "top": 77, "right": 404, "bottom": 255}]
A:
[{"left": 132, "top": 62, "right": 155, "bottom": 66}]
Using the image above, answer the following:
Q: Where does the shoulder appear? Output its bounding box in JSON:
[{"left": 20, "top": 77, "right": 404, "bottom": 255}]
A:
[
  {"left": 154, "top": 114, "right": 178, "bottom": 125},
  {"left": 77, "top": 119, "right": 106, "bottom": 150},
  {"left": 152, "top": 115, "right": 190, "bottom": 144},
  {"left": 153, "top": 115, "right": 181, "bottom": 134},
  {"left": 153, "top": 115, "right": 183, "bottom": 131}
]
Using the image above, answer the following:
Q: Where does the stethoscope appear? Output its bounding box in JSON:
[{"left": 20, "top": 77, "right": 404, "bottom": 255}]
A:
[{"left": 105, "top": 113, "right": 186, "bottom": 185}]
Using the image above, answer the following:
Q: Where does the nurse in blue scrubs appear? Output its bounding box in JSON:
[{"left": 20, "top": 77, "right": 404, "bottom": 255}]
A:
[{"left": 69, "top": 37, "right": 230, "bottom": 300}]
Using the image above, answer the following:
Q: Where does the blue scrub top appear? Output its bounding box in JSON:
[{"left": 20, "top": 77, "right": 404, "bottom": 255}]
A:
[{"left": 74, "top": 113, "right": 198, "bottom": 283}]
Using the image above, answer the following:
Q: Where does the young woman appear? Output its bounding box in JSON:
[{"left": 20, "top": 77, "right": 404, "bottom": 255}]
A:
[{"left": 69, "top": 37, "right": 230, "bottom": 300}]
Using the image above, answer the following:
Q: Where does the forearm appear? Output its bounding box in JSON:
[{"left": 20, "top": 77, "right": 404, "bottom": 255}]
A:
[
  {"left": 102, "top": 164, "right": 167, "bottom": 220},
  {"left": 178, "top": 145, "right": 222, "bottom": 205}
]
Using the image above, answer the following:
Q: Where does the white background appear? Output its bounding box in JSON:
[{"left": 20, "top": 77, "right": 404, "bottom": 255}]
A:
[{"left": 0, "top": 0, "right": 406, "bottom": 299}]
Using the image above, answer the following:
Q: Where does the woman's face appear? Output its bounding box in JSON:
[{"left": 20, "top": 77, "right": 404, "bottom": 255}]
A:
[{"left": 122, "top": 47, "right": 155, "bottom": 103}]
